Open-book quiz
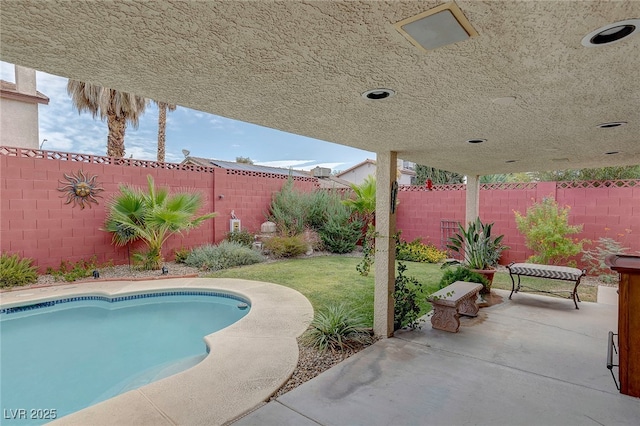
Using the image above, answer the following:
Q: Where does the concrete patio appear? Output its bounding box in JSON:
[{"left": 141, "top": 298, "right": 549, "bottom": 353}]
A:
[{"left": 234, "top": 288, "right": 639, "bottom": 426}]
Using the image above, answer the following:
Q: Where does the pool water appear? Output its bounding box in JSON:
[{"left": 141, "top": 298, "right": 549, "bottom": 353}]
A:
[{"left": 0, "top": 293, "right": 249, "bottom": 425}]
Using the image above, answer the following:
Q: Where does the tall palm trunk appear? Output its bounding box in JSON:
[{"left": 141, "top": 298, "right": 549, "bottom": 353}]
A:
[
  {"left": 107, "top": 113, "right": 127, "bottom": 158},
  {"left": 157, "top": 102, "right": 167, "bottom": 162}
]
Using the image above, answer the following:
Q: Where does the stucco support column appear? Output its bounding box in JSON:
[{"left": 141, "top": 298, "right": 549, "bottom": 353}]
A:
[
  {"left": 465, "top": 175, "right": 480, "bottom": 225},
  {"left": 374, "top": 151, "right": 397, "bottom": 337}
]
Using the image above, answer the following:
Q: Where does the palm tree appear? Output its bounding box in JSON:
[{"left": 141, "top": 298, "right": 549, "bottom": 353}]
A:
[
  {"left": 342, "top": 175, "right": 376, "bottom": 226},
  {"left": 104, "top": 175, "right": 216, "bottom": 270},
  {"left": 67, "top": 80, "right": 147, "bottom": 158},
  {"left": 154, "top": 101, "right": 176, "bottom": 162}
]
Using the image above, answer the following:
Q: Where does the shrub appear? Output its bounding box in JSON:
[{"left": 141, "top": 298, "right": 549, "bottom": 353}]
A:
[
  {"left": 185, "top": 241, "right": 265, "bottom": 271},
  {"left": 263, "top": 235, "right": 308, "bottom": 258},
  {"left": 302, "top": 304, "right": 372, "bottom": 352},
  {"left": 0, "top": 253, "right": 38, "bottom": 288},
  {"left": 225, "top": 229, "right": 255, "bottom": 248},
  {"left": 394, "top": 262, "right": 425, "bottom": 330},
  {"left": 104, "top": 175, "right": 215, "bottom": 270},
  {"left": 582, "top": 236, "right": 629, "bottom": 283},
  {"left": 319, "top": 216, "right": 363, "bottom": 254},
  {"left": 174, "top": 247, "right": 190, "bottom": 264},
  {"left": 318, "top": 191, "right": 362, "bottom": 254},
  {"left": 514, "top": 197, "right": 585, "bottom": 266},
  {"left": 397, "top": 238, "right": 447, "bottom": 263},
  {"left": 438, "top": 266, "right": 489, "bottom": 290},
  {"left": 46, "top": 256, "right": 100, "bottom": 282},
  {"left": 268, "top": 181, "right": 354, "bottom": 240},
  {"left": 356, "top": 223, "right": 377, "bottom": 276},
  {"left": 268, "top": 179, "right": 313, "bottom": 236}
]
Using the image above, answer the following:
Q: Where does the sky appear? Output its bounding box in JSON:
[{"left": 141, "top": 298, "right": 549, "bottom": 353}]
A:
[{"left": 1, "top": 61, "right": 373, "bottom": 172}]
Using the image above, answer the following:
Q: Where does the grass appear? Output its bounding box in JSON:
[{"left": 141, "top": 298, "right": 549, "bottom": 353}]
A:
[
  {"left": 207, "top": 256, "right": 599, "bottom": 327},
  {"left": 207, "top": 256, "right": 442, "bottom": 327}
]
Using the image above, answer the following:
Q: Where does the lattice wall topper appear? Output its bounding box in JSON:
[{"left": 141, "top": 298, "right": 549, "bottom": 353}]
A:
[
  {"left": 225, "top": 169, "right": 316, "bottom": 182},
  {"left": 399, "top": 184, "right": 467, "bottom": 192},
  {"left": 480, "top": 182, "right": 538, "bottom": 190},
  {"left": 0, "top": 146, "right": 216, "bottom": 173},
  {"left": 399, "top": 182, "right": 541, "bottom": 191},
  {"left": 556, "top": 180, "right": 640, "bottom": 189}
]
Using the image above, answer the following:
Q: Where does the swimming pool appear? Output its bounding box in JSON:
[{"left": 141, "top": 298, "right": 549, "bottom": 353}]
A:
[{"left": 0, "top": 291, "right": 250, "bottom": 425}]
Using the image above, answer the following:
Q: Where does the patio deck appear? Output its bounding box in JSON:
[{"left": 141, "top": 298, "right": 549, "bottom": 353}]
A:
[{"left": 234, "top": 289, "right": 639, "bottom": 426}]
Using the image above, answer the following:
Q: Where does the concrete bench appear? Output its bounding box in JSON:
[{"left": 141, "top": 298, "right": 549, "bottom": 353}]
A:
[
  {"left": 427, "top": 281, "right": 483, "bottom": 333},
  {"left": 507, "top": 262, "right": 586, "bottom": 309}
]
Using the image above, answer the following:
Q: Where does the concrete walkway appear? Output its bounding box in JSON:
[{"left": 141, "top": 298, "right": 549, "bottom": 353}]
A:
[{"left": 235, "top": 290, "right": 639, "bottom": 426}]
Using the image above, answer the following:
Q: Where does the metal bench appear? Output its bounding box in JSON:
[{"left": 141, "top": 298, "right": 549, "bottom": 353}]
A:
[
  {"left": 507, "top": 262, "right": 586, "bottom": 309},
  {"left": 427, "top": 281, "right": 483, "bottom": 333}
]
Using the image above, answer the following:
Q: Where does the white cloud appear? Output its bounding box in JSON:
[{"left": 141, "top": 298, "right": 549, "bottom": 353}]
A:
[
  {"left": 295, "top": 162, "right": 345, "bottom": 171},
  {"left": 255, "top": 160, "right": 314, "bottom": 169}
]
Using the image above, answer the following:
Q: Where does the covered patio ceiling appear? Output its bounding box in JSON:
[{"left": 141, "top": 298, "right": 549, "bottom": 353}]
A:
[{"left": 1, "top": 1, "right": 638, "bottom": 176}]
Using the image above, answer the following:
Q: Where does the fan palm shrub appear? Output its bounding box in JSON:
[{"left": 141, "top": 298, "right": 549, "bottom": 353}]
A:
[
  {"left": 342, "top": 175, "right": 376, "bottom": 226},
  {"left": 104, "top": 175, "right": 216, "bottom": 270}
]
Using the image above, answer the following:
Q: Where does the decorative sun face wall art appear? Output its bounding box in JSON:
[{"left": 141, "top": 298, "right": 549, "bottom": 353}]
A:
[{"left": 57, "top": 170, "right": 105, "bottom": 209}]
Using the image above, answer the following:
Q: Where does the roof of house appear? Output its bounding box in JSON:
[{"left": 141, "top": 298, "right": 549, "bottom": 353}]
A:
[
  {"left": 0, "top": 80, "right": 49, "bottom": 105},
  {"left": 336, "top": 159, "right": 376, "bottom": 178},
  {"left": 183, "top": 156, "right": 311, "bottom": 178},
  {"left": 314, "top": 175, "right": 352, "bottom": 189},
  {"left": 337, "top": 158, "right": 416, "bottom": 178}
]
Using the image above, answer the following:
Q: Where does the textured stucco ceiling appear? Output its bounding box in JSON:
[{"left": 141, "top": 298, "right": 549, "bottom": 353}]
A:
[{"left": 1, "top": 0, "right": 638, "bottom": 175}]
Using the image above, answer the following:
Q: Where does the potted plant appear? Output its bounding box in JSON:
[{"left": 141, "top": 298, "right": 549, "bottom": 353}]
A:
[{"left": 443, "top": 217, "right": 508, "bottom": 293}]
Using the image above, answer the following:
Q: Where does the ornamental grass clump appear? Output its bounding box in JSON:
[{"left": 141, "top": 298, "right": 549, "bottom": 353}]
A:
[
  {"left": 0, "top": 253, "right": 38, "bottom": 288},
  {"left": 185, "top": 241, "right": 265, "bottom": 271},
  {"left": 263, "top": 234, "right": 308, "bottom": 258},
  {"left": 302, "top": 304, "right": 372, "bottom": 352}
]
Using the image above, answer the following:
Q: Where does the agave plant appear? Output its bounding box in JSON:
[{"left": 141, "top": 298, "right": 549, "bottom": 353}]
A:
[{"left": 444, "top": 217, "right": 508, "bottom": 270}]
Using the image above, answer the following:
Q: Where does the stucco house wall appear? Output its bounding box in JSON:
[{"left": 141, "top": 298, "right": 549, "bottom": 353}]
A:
[
  {"left": 0, "top": 66, "right": 48, "bottom": 149},
  {"left": 337, "top": 160, "right": 376, "bottom": 185}
]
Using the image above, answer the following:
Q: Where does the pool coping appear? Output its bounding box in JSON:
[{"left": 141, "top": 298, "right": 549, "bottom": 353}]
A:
[{"left": 0, "top": 278, "right": 314, "bottom": 425}]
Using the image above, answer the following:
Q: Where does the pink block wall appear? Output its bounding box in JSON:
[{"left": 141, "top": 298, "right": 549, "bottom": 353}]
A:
[
  {"left": 0, "top": 148, "right": 318, "bottom": 272},
  {"left": 2, "top": 147, "right": 638, "bottom": 273},
  {"left": 212, "top": 169, "right": 317, "bottom": 242},
  {"left": 396, "top": 181, "right": 640, "bottom": 267},
  {"left": 0, "top": 153, "right": 215, "bottom": 272}
]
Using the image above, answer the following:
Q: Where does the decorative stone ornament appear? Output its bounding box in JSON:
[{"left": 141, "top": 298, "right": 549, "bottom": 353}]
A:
[{"left": 57, "top": 170, "right": 104, "bottom": 209}]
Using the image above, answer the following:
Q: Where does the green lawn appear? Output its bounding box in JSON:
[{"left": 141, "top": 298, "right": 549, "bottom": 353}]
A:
[
  {"left": 207, "top": 256, "right": 598, "bottom": 327},
  {"left": 207, "top": 256, "right": 442, "bottom": 327}
]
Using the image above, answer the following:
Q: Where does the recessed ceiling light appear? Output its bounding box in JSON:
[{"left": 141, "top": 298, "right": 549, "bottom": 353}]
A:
[
  {"left": 361, "top": 88, "right": 395, "bottom": 100},
  {"left": 394, "top": 2, "right": 478, "bottom": 52},
  {"left": 597, "top": 121, "right": 627, "bottom": 129},
  {"left": 605, "top": 151, "right": 620, "bottom": 155},
  {"left": 581, "top": 19, "right": 640, "bottom": 47},
  {"left": 466, "top": 139, "right": 486, "bottom": 144}
]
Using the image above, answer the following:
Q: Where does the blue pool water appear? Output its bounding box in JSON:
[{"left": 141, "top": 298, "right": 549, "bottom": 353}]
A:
[{"left": 0, "top": 292, "right": 250, "bottom": 425}]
